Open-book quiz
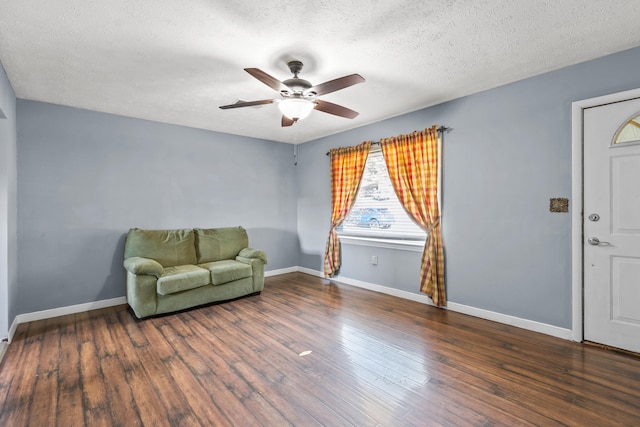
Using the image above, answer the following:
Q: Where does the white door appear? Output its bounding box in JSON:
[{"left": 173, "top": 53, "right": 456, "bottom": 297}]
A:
[{"left": 583, "top": 96, "right": 640, "bottom": 353}]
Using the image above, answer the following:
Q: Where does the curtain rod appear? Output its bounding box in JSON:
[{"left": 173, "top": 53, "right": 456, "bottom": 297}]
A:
[{"left": 325, "top": 126, "right": 451, "bottom": 156}]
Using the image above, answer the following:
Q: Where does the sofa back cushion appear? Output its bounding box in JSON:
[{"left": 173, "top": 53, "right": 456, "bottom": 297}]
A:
[
  {"left": 195, "top": 227, "right": 248, "bottom": 264},
  {"left": 124, "top": 228, "right": 197, "bottom": 267}
]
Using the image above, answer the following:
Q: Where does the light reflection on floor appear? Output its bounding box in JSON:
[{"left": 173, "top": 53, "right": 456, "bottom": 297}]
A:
[{"left": 340, "top": 323, "right": 431, "bottom": 422}]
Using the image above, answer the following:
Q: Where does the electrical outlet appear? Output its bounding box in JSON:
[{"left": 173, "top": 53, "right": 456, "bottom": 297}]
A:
[{"left": 371, "top": 255, "right": 378, "bottom": 265}]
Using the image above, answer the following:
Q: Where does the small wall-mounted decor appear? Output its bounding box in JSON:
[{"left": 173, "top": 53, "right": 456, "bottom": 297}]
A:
[{"left": 550, "top": 198, "right": 569, "bottom": 213}]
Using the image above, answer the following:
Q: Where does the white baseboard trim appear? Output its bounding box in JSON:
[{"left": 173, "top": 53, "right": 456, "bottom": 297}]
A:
[
  {"left": 335, "top": 274, "right": 437, "bottom": 306},
  {"left": 296, "top": 267, "right": 325, "bottom": 278},
  {"left": 446, "top": 302, "right": 573, "bottom": 340},
  {"left": 8, "top": 319, "right": 18, "bottom": 344},
  {"left": 265, "top": 267, "right": 299, "bottom": 277},
  {"left": 284, "top": 267, "right": 573, "bottom": 341},
  {"left": 8, "top": 296, "right": 127, "bottom": 343}
]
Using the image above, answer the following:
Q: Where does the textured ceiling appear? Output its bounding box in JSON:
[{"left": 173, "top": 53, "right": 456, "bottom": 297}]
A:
[{"left": 1, "top": 1, "right": 640, "bottom": 144}]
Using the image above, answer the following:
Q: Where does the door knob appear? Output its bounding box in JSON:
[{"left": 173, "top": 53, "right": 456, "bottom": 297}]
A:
[{"left": 587, "top": 237, "right": 611, "bottom": 246}]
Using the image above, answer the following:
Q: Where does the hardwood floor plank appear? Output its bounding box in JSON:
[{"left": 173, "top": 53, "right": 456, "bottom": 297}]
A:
[
  {"left": 79, "top": 340, "right": 112, "bottom": 426},
  {"left": 2, "top": 272, "right": 640, "bottom": 426},
  {"left": 0, "top": 321, "right": 45, "bottom": 426},
  {"left": 104, "top": 308, "right": 172, "bottom": 426},
  {"left": 162, "top": 355, "right": 231, "bottom": 426},
  {"left": 101, "top": 355, "right": 143, "bottom": 426},
  {"left": 198, "top": 370, "right": 265, "bottom": 426},
  {"left": 28, "top": 371, "right": 58, "bottom": 426},
  {"left": 124, "top": 364, "right": 174, "bottom": 427},
  {"left": 74, "top": 311, "right": 94, "bottom": 345},
  {"left": 117, "top": 308, "right": 149, "bottom": 348},
  {"left": 56, "top": 317, "right": 85, "bottom": 427},
  {"left": 141, "top": 344, "right": 204, "bottom": 426}
]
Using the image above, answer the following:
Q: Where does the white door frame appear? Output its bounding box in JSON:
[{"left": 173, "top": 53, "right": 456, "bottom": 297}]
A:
[{"left": 571, "top": 87, "right": 640, "bottom": 342}]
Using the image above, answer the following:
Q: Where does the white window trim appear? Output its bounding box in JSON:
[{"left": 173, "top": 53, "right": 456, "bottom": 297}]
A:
[{"left": 339, "top": 235, "right": 426, "bottom": 252}]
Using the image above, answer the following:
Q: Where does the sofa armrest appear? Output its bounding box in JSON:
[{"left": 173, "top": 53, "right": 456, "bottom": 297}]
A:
[
  {"left": 124, "top": 257, "right": 163, "bottom": 277},
  {"left": 236, "top": 255, "right": 266, "bottom": 293},
  {"left": 237, "top": 248, "right": 268, "bottom": 264}
]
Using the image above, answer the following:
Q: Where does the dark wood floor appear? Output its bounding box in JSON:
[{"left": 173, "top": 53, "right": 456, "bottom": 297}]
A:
[{"left": 1, "top": 273, "right": 640, "bottom": 426}]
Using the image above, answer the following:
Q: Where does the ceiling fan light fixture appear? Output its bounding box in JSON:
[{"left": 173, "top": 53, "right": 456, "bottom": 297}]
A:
[{"left": 278, "top": 98, "right": 314, "bottom": 121}]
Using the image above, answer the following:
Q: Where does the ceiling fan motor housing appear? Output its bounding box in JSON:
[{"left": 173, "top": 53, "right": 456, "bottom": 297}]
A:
[
  {"left": 282, "top": 78, "right": 313, "bottom": 95},
  {"left": 282, "top": 60, "right": 314, "bottom": 95},
  {"left": 287, "top": 60, "right": 304, "bottom": 76}
]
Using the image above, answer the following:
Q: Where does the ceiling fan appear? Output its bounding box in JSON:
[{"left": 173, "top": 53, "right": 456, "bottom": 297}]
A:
[{"left": 219, "top": 60, "right": 365, "bottom": 127}]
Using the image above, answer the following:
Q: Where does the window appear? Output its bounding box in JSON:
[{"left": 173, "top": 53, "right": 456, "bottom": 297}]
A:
[
  {"left": 613, "top": 113, "right": 640, "bottom": 145},
  {"left": 337, "top": 148, "right": 426, "bottom": 242}
]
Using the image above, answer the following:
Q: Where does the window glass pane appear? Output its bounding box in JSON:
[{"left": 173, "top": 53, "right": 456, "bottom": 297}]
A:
[
  {"left": 614, "top": 114, "right": 640, "bottom": 144},
  {"left": 338, "top": 149, "right": 426, "bottom": 240}
]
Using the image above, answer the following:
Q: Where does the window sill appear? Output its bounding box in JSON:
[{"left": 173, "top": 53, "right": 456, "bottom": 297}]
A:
[{"left": 338, "top": 235, "right": 425, "bottom": 252}]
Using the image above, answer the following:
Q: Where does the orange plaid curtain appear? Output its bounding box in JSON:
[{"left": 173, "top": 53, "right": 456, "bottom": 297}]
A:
[
  {"left": 323, "top": 141, "right": 371, "bottom": 277},
  {"left": 380, "top": 126, "right": 445, "bottom": 306}
]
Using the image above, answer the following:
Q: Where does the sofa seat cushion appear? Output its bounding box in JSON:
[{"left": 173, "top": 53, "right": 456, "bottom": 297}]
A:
[
  {"left": 157, "top": 265, "right": 210, "bottom": 295},
  {"left": 199, "top": 260, "right": 252, "bottom": 286}
]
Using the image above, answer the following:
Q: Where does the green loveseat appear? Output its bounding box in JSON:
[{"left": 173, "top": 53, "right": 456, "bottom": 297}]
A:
[{"left": 123, "top": 226, "right": 267, "bottom": 318}]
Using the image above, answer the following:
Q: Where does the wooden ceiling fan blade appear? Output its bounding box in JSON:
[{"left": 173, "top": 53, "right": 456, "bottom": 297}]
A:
[
  {"left": 244, "top": 68, "right": 289, "bottom": 93},
  {"left": 219, "top": 99, "right": 275, "bottom": 109},
  {"left": 314, "top": 99, "right": 359, "bottom": 119},
  {"left": 281, "top": 115, "right": 295, "bottom": 127},
  {"left": 306, "top": 74, "right": 365, "bottom": 96}
]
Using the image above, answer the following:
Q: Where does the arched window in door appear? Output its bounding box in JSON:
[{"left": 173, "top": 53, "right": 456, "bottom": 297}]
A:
[{"left": 613, "top": 113, "right": 640, "bottom": 145}]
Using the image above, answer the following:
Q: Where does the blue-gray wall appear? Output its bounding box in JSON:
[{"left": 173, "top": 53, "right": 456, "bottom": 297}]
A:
[
  {"left": 16, "top": 101, "right": 298, "bottom": 314},
  {"left": 0, "top": 60, "right": 17, "bottom": 339},
  {"left": 296, "top": 46, "right": 640, "bottom": 329}
]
